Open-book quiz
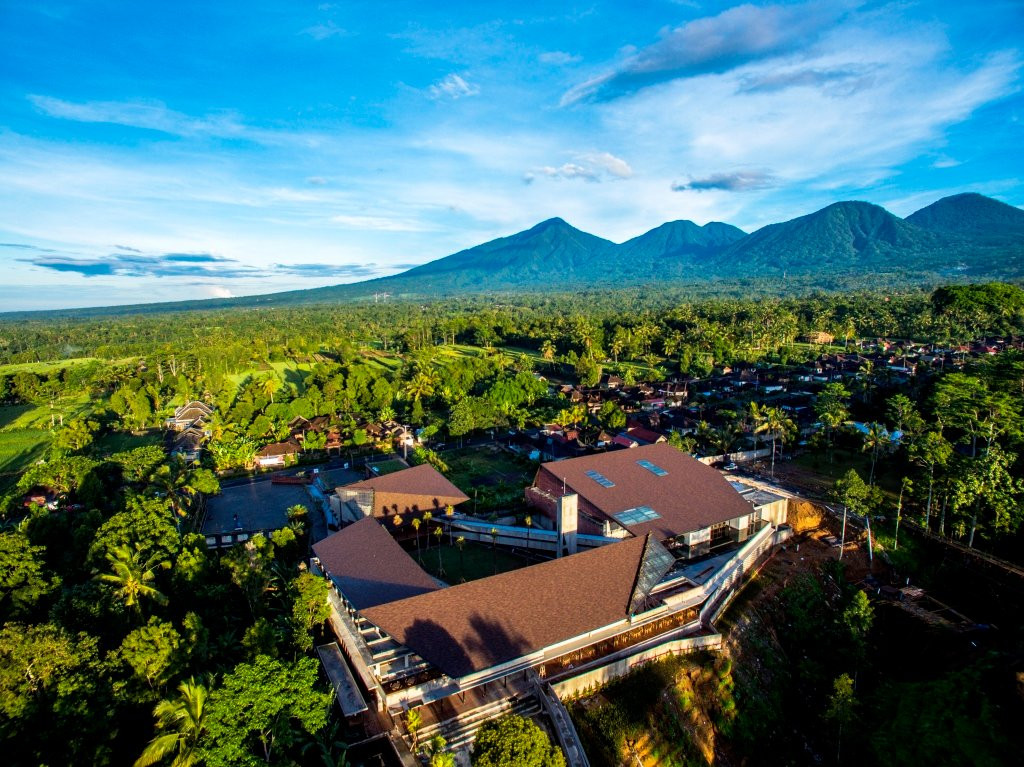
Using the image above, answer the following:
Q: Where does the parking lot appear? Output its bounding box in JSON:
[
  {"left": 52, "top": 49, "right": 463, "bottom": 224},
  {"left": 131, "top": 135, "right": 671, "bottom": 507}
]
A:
[{"left": 203, "top": 481, "right": 311, "bottom": 536}]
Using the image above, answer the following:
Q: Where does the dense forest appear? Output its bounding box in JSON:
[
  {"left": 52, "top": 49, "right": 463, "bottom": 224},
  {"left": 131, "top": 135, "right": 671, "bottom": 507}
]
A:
[{"left": 1, "top": 282, "right": 1023, "bottom": 765}]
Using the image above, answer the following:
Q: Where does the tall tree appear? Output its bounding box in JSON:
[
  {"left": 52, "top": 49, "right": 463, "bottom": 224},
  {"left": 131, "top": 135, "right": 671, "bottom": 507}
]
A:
[
  {"left": 201, "top": 656, "right": 330, "bottom": 767},
  {"left": 135, "top": 677, "right": 209, "bottom": 767}
]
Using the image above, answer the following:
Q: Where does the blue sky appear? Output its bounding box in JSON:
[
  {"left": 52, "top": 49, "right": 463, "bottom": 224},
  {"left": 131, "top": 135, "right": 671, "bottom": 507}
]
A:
[{"left": 1, "top": 1, "right": 1021, "bottom": 310}]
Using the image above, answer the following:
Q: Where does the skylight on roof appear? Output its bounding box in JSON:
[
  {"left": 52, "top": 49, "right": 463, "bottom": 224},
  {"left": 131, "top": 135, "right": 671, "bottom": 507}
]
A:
[
  {"left": 637, "top": 459, "right": 668, "bottom": 477},
  {"left": 613, "top": 505, "right": 661, "bottom": 525},
  {"left": 585, "top": 469, "right": 615, "bottom": 488}
]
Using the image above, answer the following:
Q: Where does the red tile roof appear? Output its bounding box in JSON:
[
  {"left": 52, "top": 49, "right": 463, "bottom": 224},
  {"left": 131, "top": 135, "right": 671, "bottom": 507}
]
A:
[
  {"left": 312, "top": 517, "right": 441, "bottom": 610},
  {"left": 535, "top": 443, "right": 753, "bottom": 539},
  {"left": 361, "top": 535, "right": 650, "bottom": 679}
]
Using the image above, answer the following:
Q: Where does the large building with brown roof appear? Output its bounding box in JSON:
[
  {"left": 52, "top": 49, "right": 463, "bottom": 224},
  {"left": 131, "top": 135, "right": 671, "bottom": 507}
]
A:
[
  {"left": 526, "top": 443, "right": 785, "bottom": 558},
  {"left": 333, "top": 463, "right": 469, "bottom": 525},
  {"left": 310, "top": 445, "right": 789, "bottom": 753}
]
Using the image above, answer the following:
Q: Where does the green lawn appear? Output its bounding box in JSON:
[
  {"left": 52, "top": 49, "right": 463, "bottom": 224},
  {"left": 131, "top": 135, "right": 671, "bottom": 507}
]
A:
[
  {"left": 0, "top": 429, "right": 51, "bottom": 493},
  {"left": 444, "top": 447, "right": 537, "bottom": 490},
  {"left": 417, "top": 540, "right": 531, "bottom": 583},
  {"left": 92, "top": 430, "right": 163, "bottom": 456},
  {"left": 365, "top": 458, "right": 407, "bottom": 476}
]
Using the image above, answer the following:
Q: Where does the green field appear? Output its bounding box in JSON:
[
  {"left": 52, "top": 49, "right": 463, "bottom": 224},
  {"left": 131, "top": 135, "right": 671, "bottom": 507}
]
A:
[
  {"left": 0, "top": 429, "right": 51, "bottom": 493},
  {"left": 0, "top": 397, "right": 96, "bottom": 430},
  {"left": 417, "top": 539, "right": 531, "bottom": 583}
]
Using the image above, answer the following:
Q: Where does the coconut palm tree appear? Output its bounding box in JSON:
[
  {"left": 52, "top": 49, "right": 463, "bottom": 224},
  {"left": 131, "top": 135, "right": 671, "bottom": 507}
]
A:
[
  {"left": 861, "top": 422, "right": 889, "bottom": 487},
  {"left": 755, "top": 407, "right": 795, "bottom": 480},
  {"left": 404, "top": 371, "right": 436, "bottom": 403},
  {"left": 134, "top": 677, "right": 208, "bottom": 767},
  {"left": 95, "top": 544, "right": 169, "bottom": 612},
  {"left": 422, "top": 511, "right": 433, "bottom": 551},
  {"left": 411, "top": 517, "right": 422, "bottom": 562},
  {"left": 261, "top": 376, "right": 280, "bottom": 404},
  {"left": 433, "top": 526, "right": 445, "bottom": 576},
  {"left": 540, "top": 339, "right": 556, "bottom": 368},
  {"left": 453, "top": 535, "right": 467, "bottom": 580}
]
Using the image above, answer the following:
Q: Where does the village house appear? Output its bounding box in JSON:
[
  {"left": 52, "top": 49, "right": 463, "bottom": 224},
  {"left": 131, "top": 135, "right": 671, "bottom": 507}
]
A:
[
  {"left": 255, "top": 438, "right": 302, "bottom": 468},
  {"left": 164, "top": 401, "right": 213, "bottom": 432}
]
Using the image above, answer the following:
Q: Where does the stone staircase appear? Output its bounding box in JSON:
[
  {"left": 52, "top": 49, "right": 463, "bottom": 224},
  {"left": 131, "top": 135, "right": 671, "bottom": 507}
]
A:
[{"left": 415, "top": 691, "right": 542, "bottom": 752}]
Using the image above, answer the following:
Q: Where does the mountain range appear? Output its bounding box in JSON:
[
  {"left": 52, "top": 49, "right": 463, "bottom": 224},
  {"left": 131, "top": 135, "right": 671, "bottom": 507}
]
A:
[
  {"left": 8, "top": 192, "right": 1024, "bottom": 316},
  {"left": 319, "top": 191, "right": 1024, "bottom": 297}
]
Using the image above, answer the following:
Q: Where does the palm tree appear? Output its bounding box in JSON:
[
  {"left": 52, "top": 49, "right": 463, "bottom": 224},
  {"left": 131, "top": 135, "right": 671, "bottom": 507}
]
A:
[
  {"left": 406, "top": 708, "right": 422, "bottom": 753},
  {"left": 406, "top": 372, "right": 435, "bottom": 402},
  {"left": 861, "top": 422, "right": 889, "bottom": 487},
  {"left": 261, "top": 376, "right": 279, "bottom": 404},
  {"left": 455, "top": 536, "right": 466, "bottom": 579},
  {"left": 540, "top": 339, "right": 556, "bottom": 368},
  {"left": 433, "top": 526, "right": 444, "bottom": 576},
  {"left": 425, "top": 735, "right": 454, "bottom": 767},
  {"left": 411, "top": 517, "right": 422, "bottom": 562},
  {"left": 134, "top": 677, "right": 207, "bottom": 767},
  {"left": 755, "top": 407, "right": 795, "bottom": 480},
  {"left": 444, "top": 504, "right": 455, "bottom": 545},
  {"left": 378, "top": 405, "right": 396, "bottom": 423},
  {"left": 96, "top": 544, "right": 169, "bottom": 612},
  {"left": 422, "top": 511, "right": 433, "bottom": 551}
]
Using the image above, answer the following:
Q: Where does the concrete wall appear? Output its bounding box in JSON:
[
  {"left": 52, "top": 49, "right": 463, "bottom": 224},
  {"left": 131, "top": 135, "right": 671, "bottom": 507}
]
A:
[
  {"left": 551, "top": 633, "right": 723, "bottom": 699},
  {"left": 697, "top": 447, "right": 771, "bottom": 465}
]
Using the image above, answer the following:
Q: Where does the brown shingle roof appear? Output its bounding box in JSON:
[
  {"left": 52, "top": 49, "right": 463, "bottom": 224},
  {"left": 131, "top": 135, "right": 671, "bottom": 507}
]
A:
[
  {"left": 536, "top": 443, "right": 753, "bottom": 539},
  {"left": 361, "top": 535, "right": 649, "bottom": 679},
  {"left": 312, "top": 517, "right": 441, "bottom": 610},
  {"left": 344, "top": 464, "right": 469, "bottom": 506}
]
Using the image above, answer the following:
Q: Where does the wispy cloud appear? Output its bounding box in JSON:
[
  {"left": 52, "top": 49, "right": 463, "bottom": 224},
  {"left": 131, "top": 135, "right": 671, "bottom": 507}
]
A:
[
  {"left": 526, "top": 151, "right": 633, "bottom": 183},
  {"left": 300, "top": 20, "right": 347, "bottom": 40},
  {"left": 330, "top": 214, "right": 433, "bottom": 231},
  {"left": 427, "top": 73, "right": 480, "bottom": 100},
  {"left": 272, "top": 262, "right": 381, "bottom": 277},
  {"left": 28, "top": 95, "right": 249, "bottom": 139},
  {"left": 738, "top": 66, "right": 875, "bottom": 95},
  {"left": 19, "top": 251, "right": 257, "bottom": 278},
  {"left": 561, "top": 1, "right": 851, "bottom": 105},
  {"left": 539, "top": 51, "right": 581, "bottom": 66},
  {"left": 0, "top": 242, "right": 58, "bottom": 253},
  {"left": 672, "top": 170, "right": 775, "bottom": 192}
]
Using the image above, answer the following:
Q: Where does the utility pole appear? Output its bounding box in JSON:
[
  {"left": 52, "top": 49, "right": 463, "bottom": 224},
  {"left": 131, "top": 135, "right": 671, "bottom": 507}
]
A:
[{"left": 839, "top": 505, "right": 847, "bottom": 560}]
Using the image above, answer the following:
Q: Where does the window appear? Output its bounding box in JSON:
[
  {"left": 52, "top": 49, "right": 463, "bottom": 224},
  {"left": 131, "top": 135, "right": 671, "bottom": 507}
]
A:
[
  {"left": 614, "top": 505, "right": 661, "bottom": 525},
  {"left": 584, "top": 469, "right": 615, "bottom": 488},
  {"left": 637, "top": 459, "right": 668, "bottom": 477}
]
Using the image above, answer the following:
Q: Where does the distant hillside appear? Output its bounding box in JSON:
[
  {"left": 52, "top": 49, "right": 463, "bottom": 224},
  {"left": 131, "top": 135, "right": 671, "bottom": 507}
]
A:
[
  {"left": 4, "top": 192, "right": 1022, "bottom": 318},
  {"left": 616, "top": 220, "right": 747, "bottom": 277},
  {"left": 716, "top": 201, "right": 952, "bottom": 276},
  {"left": 906, "top": 192, "right": 1024, "bottom": 243},
  {"left": 393, "top": 217, "right": 615, "bottom": 291}
]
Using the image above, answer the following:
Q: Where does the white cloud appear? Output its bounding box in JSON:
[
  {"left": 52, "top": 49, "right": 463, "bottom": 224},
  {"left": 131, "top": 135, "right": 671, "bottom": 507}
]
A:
[
  {"left": 427, "top": 73, "right": 481, "bottom": 100},
  {"left": 201, "top": 285, "right": 235, "bottom": 298},
  {"left": 330, "top": 214, "right": 432, "bottom": 231}
]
